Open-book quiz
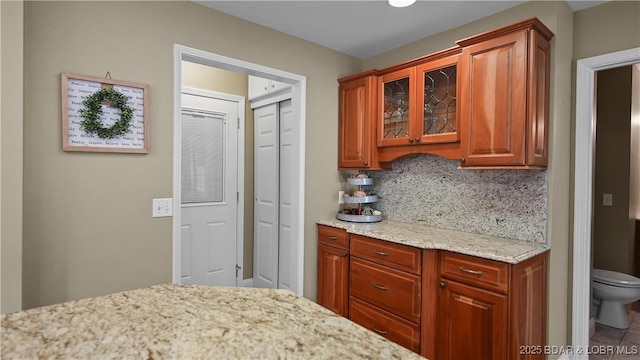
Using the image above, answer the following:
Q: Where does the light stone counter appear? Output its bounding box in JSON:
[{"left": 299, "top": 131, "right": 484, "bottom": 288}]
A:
[
  {"left": 1, "top": 284, "right": 422, "bottom": 360},
  {"left": 317, "top": 219, "right": 549, "bottom": 264}
]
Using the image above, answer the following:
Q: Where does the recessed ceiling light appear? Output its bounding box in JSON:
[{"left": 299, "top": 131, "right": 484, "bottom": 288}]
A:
[{"left": 389, "top": 0, "right": 417, "bottom": 8}]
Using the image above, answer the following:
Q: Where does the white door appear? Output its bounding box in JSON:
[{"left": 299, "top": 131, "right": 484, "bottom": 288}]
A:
[
  {"left": 253, "top": 103, "right": 279, "bottom": 288},
  {"left": 179, "top": 91, "right": 239, "bottom": 286},
  {"left": 277, "top": 99, "right": 294, "bottom": 291},
  {"left": 253, "top": 100, "right": 295, "bottom": 290}
]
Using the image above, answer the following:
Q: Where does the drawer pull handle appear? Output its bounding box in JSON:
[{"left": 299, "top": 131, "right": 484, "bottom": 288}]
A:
[
  {"left": 373, "top": 250, "right": 389, "bottom": 256},
  {"left": 372, "top": 325, "right": 388, "bottom": 335},
  {"left": 459, "top": 266, "right": 483, "bottom": 275},
  {"left": 372, "top": 282, "right": 388, "bottom": 291},
  {"left": 327, "top": 236, "right": 338, "bottom": 240}
]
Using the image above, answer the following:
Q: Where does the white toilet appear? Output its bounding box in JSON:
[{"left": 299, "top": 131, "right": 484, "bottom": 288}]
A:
[{"left": 592, "top": 268, "right": 640, "bottom": 329}]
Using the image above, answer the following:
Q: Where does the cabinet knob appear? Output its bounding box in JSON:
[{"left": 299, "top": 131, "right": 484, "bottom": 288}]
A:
[
  {"left": 364, "top": 161, "right": 368, "bottom": 166},
  {"left": 415, "top": 137, "right": 420, "bottom": 143},
  {"left": 341, "top": 253, "right": 347, "bottom": 258},
  {"left": 439, "top": 282, "right": 446, "bottom": 288},
  {"left": 460, "top": 157, "right": 466, "bottom": 163},
  {"left": 408, "top": 138, "right": 414, "bottom": 143}
]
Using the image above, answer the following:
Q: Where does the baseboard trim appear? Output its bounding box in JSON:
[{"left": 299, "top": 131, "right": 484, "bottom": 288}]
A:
[{"left": 242, "top": 278, "right": 253, "bottom": 287}]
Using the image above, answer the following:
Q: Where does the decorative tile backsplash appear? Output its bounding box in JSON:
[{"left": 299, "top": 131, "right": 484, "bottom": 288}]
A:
[{"left": 361, "top": 154, "right": 548, "bottom": 243}]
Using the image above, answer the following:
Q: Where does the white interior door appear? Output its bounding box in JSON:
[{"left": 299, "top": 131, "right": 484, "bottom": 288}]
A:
[
  {"left": 277, "top": 99, "right": 294, "bottom": 291},
  {"left": 253, "top": 103, "right": 279, "bottom": 288},
  {"left": 179, "top": 91, "right": 239, "bottom": 286},
  {"left": 253, "top": 99, "right": 295, "bottom": 291}
]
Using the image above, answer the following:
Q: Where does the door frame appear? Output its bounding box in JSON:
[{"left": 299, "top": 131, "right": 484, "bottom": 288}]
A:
[
  {"left": 179, "top": 86, "right": 245, "bottom": 286},
  {"left": 572, "top": 47, "right": 640, "bottom": 355},
  {"left": 172, "top": 44, "right": 307, "bottom": 295}
]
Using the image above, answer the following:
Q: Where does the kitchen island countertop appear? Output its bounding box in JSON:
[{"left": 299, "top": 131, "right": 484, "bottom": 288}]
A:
[
  {"left": 318, "top": 218, "right": 549, "bottom": 264},
  {"left": 1, "top": 284, "right": 422, "bottom": 359}
]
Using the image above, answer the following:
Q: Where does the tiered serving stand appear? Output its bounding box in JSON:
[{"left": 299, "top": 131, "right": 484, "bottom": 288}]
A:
[{"left": 336, "top": 176, "right": 383, "bottom": 223}]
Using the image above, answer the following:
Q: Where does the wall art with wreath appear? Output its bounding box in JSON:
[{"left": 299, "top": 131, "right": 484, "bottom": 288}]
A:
[{"left": 61, "top": 73, "right": 149, "bottom": 153}]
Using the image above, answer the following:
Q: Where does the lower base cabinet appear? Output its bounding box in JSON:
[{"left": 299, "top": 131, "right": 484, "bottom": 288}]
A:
[
  {"left": 316, "top": 225, "right": 548, "bottom": 359},
  {"left": 317, "top": 225, "right": 350, "bottom": 317},
  {"left": 437, "top": 280, "right": 508, "bottom": 359},
  {"left": 317, "top": 244, "right": 349, "bottom": 317}
]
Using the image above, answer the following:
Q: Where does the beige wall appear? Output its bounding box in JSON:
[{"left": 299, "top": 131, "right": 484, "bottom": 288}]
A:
[
  {"left": 593, "top": 66, "right": 634, "bottom": 274},
  {"left": 1, "top": 0, "right": 24, "bottom": 314},
  {"left": 363, "top": 1, "right": 575, "bottom": 354},
  {"left": 572, "top": 0, "right": 640, "bottom": 61},
  {"left": 22, "top": 0, "right": 360, "bottom": 308},
  {"left": 181, "top": 62, "right": 254, "bottom": 279}
]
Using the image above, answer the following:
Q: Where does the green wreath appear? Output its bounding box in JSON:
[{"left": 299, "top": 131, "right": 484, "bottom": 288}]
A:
[{"left": 79, "top": 87, "right": 134, "bottom": 139}]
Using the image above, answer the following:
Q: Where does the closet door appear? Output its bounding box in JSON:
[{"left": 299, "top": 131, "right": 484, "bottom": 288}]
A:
[
  {"left": 253, "top": 100, "right": 295, "bottom": 291},
  {"left": 277, "top": 99, "right": 294, "bottom": 291},
  {"left": 253, "top": 103, "right": 279, "bottom": 289}
]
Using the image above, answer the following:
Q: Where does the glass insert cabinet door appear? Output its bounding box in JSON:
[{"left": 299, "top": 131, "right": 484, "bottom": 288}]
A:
[
  {"left": 378, "top": 55, "right": 459, "bottom": 147},
  {"left": 416, "top": 55, "right": 459, "bottom": 144},
  {"left": 379, "top": 67, "right": 415, "bottom": 147}
]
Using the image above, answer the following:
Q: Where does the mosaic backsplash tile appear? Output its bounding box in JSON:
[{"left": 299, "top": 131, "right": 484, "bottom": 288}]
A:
[{"left": 358, "top": 154, "right": 548, "bottom": 243}]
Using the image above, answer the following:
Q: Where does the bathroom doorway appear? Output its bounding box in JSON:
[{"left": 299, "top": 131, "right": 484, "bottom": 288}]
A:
[
  {"left": 592, "top": 65, "right": 640, "bottom": 279},
  {"left": 589, "top": 64, "right": 640, "bottom": 348},
  {"left": 573, "top": 47, "right": 640, "bottom": 354}
]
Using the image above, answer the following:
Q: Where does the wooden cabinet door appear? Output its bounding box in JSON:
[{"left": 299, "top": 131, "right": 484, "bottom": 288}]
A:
[
  {"left": 438, "top": 279, "right": 507, "bottom": 360},
  {"left": 338, "top": 75, "right": 376, "bottom": 169},
  {"left": 317, "top": 244, "right": 349, "bottom": 316},
  {"left": 378, "top": 67, "right": 416, "bottom": 147},
  {"left": 416, "top": 54, "right": 460, "bottom": 145},
  {"left": 459, "top": 30, "right": 527, "bottom": 166}
]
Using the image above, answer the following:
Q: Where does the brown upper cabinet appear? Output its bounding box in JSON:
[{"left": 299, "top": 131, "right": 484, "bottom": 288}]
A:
[
  {"left": 376, "top": 49, "right": 463, "bottom": 164},
  {"left": 379, "top": 51, "right": 460, "bottom": 148},
  {"left": 337, "top": 18, "right": 553, "bottom": 170},
  {"left": 338, "top": 70, "right": 386, "bottom": 170},
  {"left": 457, "top": 18, "right": 553, "bottom": 169}
]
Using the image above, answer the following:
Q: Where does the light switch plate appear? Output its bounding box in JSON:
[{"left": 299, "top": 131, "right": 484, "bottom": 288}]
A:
[
  {"left": 603, "top": 194, "right": 613, "bottom": 207},
  {"left": 153, "top": 198, "right": 173, "bottom": 217}
]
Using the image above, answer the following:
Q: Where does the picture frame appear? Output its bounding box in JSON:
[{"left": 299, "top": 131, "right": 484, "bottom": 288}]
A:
[{"left": 61, "top": 73, "right": 149, "bottom": 153}]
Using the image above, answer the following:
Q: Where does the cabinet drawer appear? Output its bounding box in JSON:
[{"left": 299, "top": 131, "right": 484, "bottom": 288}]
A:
[
  {"left": 350, "top": 297, "right": 420, "bottom": 353},
  {"left": 351, "top": 235, "right": 421, "bottom": 274},
  {"left": 440, "top": 251, "right": 509, "bottom": 293},
  {"left": 350, "top": 257, "right": 421, "bottom": 323},
  {"left": 317, "top": 225, "right": 349, "bottom": 250}
]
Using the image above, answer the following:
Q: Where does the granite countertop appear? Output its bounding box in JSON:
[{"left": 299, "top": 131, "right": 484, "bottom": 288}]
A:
[
  {"left": 317, "top": 218, "right": 549, "bottom": 264},
  {"left": 1, "top": 284, "right": 422, "bottom": 360}
]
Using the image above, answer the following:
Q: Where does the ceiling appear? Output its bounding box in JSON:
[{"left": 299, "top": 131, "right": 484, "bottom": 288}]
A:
[{"left": 196, "top": 0, "right": 609, "bottom": 59}]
